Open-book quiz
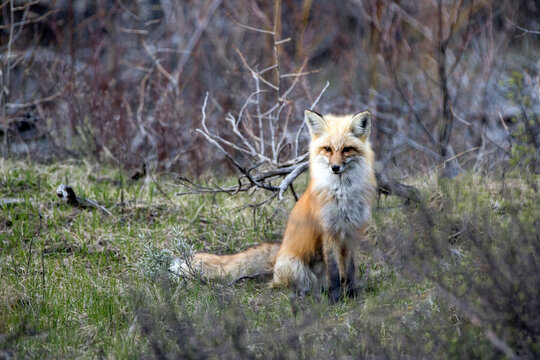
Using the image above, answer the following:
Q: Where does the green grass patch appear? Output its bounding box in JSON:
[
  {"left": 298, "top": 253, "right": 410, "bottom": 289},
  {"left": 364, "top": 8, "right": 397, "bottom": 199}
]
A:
[{"left": 1, "top": 159, "right": 538, "bottom": 358}]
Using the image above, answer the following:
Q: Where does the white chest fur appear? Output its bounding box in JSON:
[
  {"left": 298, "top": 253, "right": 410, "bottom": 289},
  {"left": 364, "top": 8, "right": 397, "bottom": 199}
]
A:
[{"left": 312, "top": 158, "right": 374, "bottom": 241}]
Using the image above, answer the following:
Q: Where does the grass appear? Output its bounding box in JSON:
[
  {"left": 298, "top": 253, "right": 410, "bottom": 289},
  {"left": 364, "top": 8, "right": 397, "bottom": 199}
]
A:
[{"left": 0, "top": 159, "right": 538, "bottom": 358}]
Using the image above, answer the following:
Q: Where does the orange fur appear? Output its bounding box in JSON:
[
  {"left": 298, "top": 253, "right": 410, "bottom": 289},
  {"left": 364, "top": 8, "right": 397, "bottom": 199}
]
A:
[
  {"left": 170, "top": 110, "right": 376, "bottom": 301},
  {"left": 276, "top": 184, "right": 323, "bottom": 263}
]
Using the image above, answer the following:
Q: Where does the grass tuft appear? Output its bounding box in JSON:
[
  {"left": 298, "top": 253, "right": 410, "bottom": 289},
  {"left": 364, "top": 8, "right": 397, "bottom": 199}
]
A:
[{"left": 1, "top": 159, "right": 538, "bottom": 358}]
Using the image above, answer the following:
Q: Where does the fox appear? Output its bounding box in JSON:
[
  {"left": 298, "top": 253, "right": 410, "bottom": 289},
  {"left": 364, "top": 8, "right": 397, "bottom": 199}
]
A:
[{"left": 170, "top": 110, "right": 376, "bottom": 303}]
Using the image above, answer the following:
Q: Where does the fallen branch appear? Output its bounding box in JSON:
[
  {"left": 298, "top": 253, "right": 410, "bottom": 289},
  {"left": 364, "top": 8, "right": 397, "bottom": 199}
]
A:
[
  {"left": 176, "top": 165, "right": 421, "bottom": 205},
  {"left": 375, "top": 171, "right": 421, "bottom": 204},
  {"left": 56, "top": 184, "right": 113, "bottom": 216}
]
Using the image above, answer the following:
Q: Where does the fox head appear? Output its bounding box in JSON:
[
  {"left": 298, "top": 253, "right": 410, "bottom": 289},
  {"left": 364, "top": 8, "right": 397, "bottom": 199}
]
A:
[{"left": 305, "top": 110, "right": 374, "bottom": 175}]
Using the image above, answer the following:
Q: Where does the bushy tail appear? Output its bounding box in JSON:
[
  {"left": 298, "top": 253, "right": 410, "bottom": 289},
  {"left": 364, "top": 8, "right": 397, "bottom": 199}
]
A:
[{"left": 170, "top": 242, "right": 281, "bottom": 282}]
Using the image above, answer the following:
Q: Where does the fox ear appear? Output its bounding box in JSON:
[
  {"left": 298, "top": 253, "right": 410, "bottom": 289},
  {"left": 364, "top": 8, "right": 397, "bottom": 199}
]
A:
[
  {"left": 351, "top": 111, "right": 371, "bottom": 139},
  {"left": 305, "top": 110, "right": 326, "bottom": 138}
]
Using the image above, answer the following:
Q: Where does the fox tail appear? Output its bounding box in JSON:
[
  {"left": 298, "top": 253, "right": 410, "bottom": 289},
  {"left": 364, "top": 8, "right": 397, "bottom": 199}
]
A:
[{"left": 170, "top": 242, "right": 281, "bottom": 282}]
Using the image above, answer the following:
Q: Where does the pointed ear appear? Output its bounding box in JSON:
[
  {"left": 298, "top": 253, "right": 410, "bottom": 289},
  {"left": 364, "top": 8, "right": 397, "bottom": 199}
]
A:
[
  {"left": 351, "top": 111, "right": 371, "bottom": 139},
  {"left": 304, "top": 110, "right": 326, "bottom": 138}
]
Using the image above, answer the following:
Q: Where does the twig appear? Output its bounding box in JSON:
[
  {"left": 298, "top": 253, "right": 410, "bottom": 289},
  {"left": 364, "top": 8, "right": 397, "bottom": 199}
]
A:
[
  {"left": 255, "top": 75, "right": 264, "bottom": 156},
  {"left": 259, "top": 64, "right": 278, "bottom": 75},
  {"left": 376, "top": 123, "right": 441, "bottom": 161},
  {"left": 227, "top": 15, "right": 275, "bottom": 35},
  {"left": 279, "top": 58, "right": 308, "bottom": 102},
  {"left": 433, "top": 285, "right": 519, "bottom": 360},
  {"left": 11, "top": 0, "right": 39, "bottom": 11},
  {"left": 505, "top": 17, "right": 540, "bottom": 35},
  {"left": 433, "top": 146, "right": 480, "bottom": 171},
  {"left": 390, "top": 69, "right": 438, "bottom": 145},
  {"left": 156, "top": 0, "right": 222, "bottom": 105},
  {"left": 56, "top": 184, "right": 113, "bottom": 216},
  {"left": 118, "top": 27, "right": 149, "bottom": 35},
  {"left": 136, "top": 72, "right": 150, "bottom": 138},
  {"left": 200, "top": 92, "right": 273, "bottom": 163},
  {"left": 294, "top": 81, "right": 329, "bottom": 157},
  {"left": 7, "top": 91, "right": 61, "bottom": 108},
  {"left": 0, "top": 9, "right": 60, "bottom": 30},
  {"left": 277, "top": 161, "right": 309, "bottom": 200},
  {"left": 236, "top": 49, "right": 279, "bottom": 91},
  {"left": 142, "top": 40, "right": 176, "bottom": 84},
  {"left": 150, "top": 175, "right": 173, "bottom": 203}
]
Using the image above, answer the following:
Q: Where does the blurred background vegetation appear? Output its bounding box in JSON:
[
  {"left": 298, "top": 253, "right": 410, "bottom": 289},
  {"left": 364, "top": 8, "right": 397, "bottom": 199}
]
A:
[{"left": 1, "top": 0, "right": 538, "bottom": 177}]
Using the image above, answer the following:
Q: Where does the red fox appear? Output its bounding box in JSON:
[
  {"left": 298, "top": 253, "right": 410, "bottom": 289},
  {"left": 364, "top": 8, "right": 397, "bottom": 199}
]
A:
[{"left": 171, "top": 110, "right": 376, "bottom": 302}]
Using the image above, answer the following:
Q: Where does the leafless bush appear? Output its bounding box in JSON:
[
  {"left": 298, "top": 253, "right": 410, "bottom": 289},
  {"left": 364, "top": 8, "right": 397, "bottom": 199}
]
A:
[
  {"left": 0, "top": 0, "right": 538, "bottom": 177},
  {"left": 360, "top": 0, "right": 539, "bottom": 177}
]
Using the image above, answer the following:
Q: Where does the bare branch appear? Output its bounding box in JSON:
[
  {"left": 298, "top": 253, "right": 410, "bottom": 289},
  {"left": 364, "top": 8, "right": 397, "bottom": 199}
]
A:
[
  {"left": 157, "top": 0, "right": 222, "bottom": 105},
  {"left": 228, "top": 16, "right": 275, "bottom": 35},
  {"left": 236, "top": 49, "right": 279, "bottom": 91},
  {"left": 376, "top": 123, "right": 441, "bottom": 161},
  {"left": 277, "top": 161, "right": 309, "bottom": 200},
  {"left": 118, "top": 27, "right": 149, "bottom": 35},
  {"left": 259, "top": 64, "right": 278, "bottom": 75},
  {"left": 295, "top": 81, "right": 330, "bottom": 158},
  {"left": 0, "top": 9, "right": 60, "bottom": 30},
  {"left": 279, "top": 58, "right": 308, "bottom": 102},
  {"left": 505, "top": 17, "right": 540, "bottom": 35},
  {"left": 224, "top": 112, "right": 260, "bottom": 156},
  {"left": 391, "top": 3, "right": 433, "bottom": 41},
  {"left": 275, "top": 38, "right": 292, "bottom": 45},
  {"left": 375, "top": 172, "right": 421, "bottom": 204},
  {"left": 255, "top": 75, "right": 264, "bottom": 156},
  {"left": 142, "top": 40, "right": 177, "bottom": 84},
  {"left": 7, "top": 91, "right": 61, "bottom": 108},
  {"left": 56, "top": 184, "right": 113, "bottom": 216},
  {"left": 280, "top": 70, "right": 319, "bottom": 78},
  {"left": 11, "top": 0, "right": 40, "bottom": 11}
]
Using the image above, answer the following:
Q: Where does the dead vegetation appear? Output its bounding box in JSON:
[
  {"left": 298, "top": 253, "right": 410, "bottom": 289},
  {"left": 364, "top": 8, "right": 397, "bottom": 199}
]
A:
[{"left": 1, "top": 1, "right": 538, "bottom": 178}]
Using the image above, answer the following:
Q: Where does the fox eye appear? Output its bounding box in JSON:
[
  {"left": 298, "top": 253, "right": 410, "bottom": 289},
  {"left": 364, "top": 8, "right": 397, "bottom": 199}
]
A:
[
  {"left": 342, "top": 147, "right": 354, "bottom": 153},
  {"left": 322, "top": 146, "right": 332, "bottom": 153}
]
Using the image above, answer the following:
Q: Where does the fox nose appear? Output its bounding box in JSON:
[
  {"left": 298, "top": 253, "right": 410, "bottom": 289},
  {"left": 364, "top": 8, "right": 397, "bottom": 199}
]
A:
[{"left": 331, "top": 165, "right": 340, "bottom": 173}]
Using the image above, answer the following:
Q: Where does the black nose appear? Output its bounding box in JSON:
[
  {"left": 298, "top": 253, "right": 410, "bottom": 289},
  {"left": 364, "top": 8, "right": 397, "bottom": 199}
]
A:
[{"left": 331, "top": 165, "right": 340, "bottom": 173}]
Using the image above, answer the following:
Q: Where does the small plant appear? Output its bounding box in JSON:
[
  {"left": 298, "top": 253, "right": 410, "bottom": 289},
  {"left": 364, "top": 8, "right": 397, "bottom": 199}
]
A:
[
  {"left": 170, "top": 225, "right": 195, "bottom": 259},
  {"left": 137, "top": 234, "right": 175, "bottom": 280}
]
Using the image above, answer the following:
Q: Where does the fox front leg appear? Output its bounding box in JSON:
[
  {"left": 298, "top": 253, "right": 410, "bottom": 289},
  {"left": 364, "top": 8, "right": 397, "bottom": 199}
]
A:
[
  {"left": 345, "top": 251, "right": 358, "bottom": 298},
  {"left": 336, "top": 245, "right": 358, "bottom": 299},
  {"left": 323, "top": 242, "right": 342, "bottom": 304}
]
